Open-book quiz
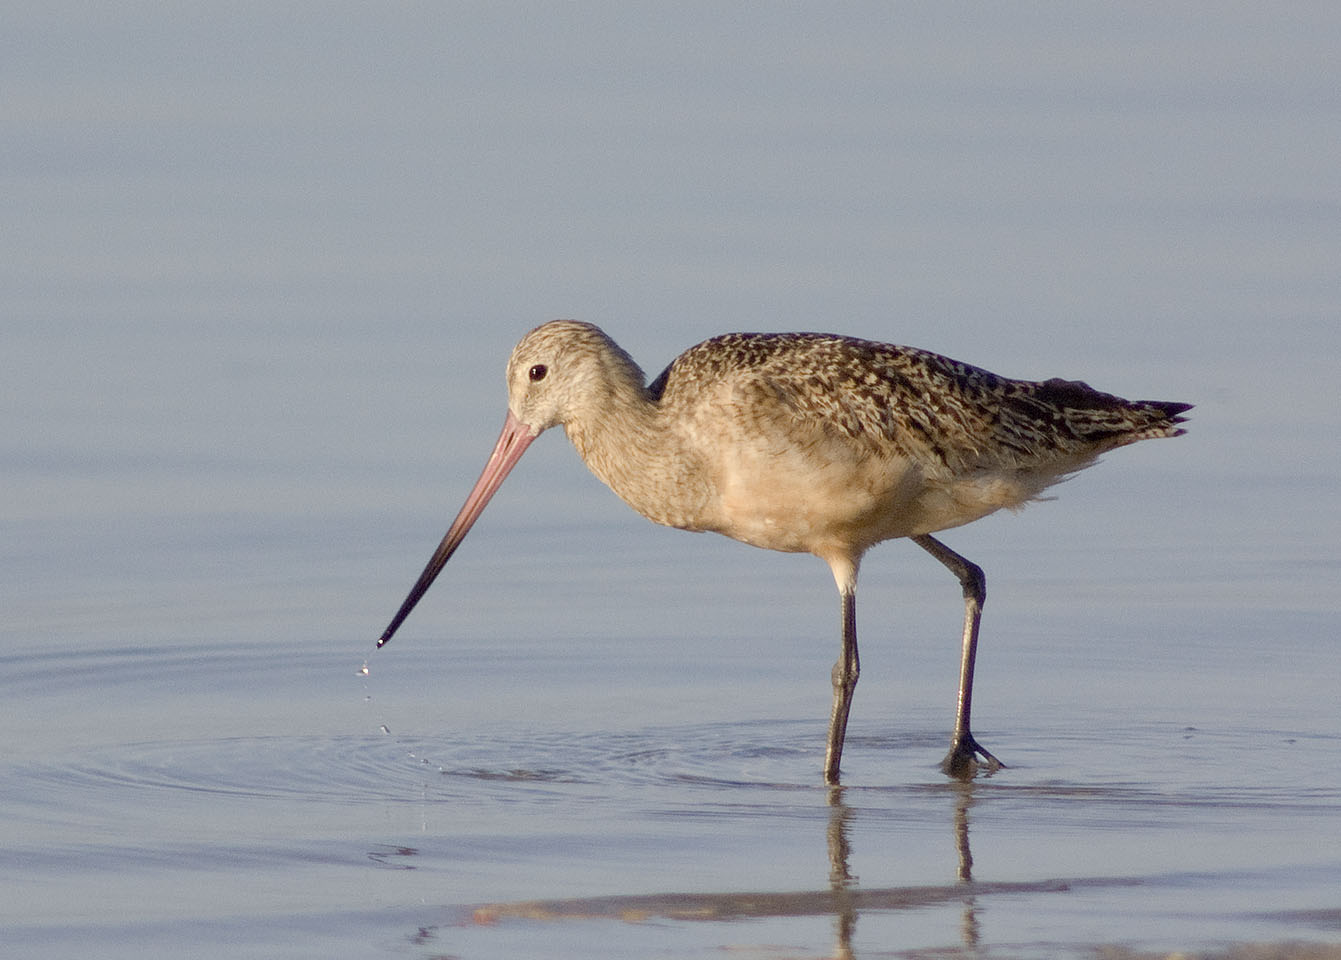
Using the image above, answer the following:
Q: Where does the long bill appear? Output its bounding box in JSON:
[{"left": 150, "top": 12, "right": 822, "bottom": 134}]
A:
[{"left": 376, "top": 410, "right": 537, "bottom": 647}]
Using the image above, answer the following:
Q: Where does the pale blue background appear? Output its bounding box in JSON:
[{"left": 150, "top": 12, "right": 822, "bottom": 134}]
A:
[{"left": 3, "top": 5, "right": 1338, "bottom": 958}]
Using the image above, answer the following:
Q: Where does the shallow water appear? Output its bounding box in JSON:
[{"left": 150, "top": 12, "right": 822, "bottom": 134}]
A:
[{"left": 4, "top": 504, "right": 1340, "bottom": 959}]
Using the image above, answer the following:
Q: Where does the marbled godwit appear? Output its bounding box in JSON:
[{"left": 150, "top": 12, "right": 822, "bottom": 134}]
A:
[{"left": 377, "top": 320, "right": 1190, "bottom": 783}]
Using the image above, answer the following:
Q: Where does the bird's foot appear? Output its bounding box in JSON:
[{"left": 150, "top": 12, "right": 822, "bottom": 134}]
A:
[{"left": 940, "top": 732, "right": 1004, "bottom": 781}]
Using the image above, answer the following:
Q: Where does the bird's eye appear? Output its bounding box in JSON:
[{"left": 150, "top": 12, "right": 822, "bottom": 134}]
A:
[{"left": 529, "top": 364, "right": 548, "bottom": 382}]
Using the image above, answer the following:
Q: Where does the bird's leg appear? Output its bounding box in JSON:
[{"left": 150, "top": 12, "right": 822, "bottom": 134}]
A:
[
  {"left": 824, "top": 586, "right": 860, "bottom": 785},
  {"left": 912, "top": 534, "right": 1004, "bottom": 780}
]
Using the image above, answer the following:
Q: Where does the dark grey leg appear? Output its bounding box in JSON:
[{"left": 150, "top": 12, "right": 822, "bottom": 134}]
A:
[
  {"left": 824, "top": 586, "right": 859, "bottom": 785},
  {"left": 912, "top": 534, "right": 1004, "bottom": 779}
]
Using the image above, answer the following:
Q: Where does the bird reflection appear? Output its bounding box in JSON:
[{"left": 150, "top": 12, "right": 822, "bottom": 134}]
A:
[
  {"left": 953, "top": 782, "right": 981, "bottom": 949},
  {"left": 826, "top": 786, "right": 857, "bottom": 959},
  {"left": 822, "top": 782, "right": 981, "bottom": 958},
  {"left": 465, "top": 778, "right": 987, "bottom": 957}
]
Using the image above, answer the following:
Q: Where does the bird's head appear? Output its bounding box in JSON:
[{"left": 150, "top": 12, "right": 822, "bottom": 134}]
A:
[{"left": 505, "top": 320, "right": 646, "bottom": 435}]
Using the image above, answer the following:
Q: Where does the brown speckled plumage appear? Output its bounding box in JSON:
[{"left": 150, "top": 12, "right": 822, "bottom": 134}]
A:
[
  {"left": 651, "top": 331, "right": 1187, "bottom": 476},
  {"left": 378, "top": 319, "right": 1191, "bottom": 784}
]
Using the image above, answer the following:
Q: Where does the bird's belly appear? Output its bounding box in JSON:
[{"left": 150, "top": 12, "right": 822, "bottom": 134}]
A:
[
  {"left": 705, "top": 452, "right": 1060, "bottom": 556},
  {"left": 709, "top": 452, "right": 927, "bottom": 555}
]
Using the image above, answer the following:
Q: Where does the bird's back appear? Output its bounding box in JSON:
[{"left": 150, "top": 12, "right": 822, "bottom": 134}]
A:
[{"left": 652, "top": 332, "right": 1188, "bottom": 474}]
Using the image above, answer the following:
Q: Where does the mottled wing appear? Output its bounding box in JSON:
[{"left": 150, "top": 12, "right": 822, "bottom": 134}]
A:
[{"left": 653, "top": 333, "right": 1189, "bottom": 476}]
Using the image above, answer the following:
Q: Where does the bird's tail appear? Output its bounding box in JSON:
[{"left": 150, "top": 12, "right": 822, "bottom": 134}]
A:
[{"left": 1125, "top": 399, "right": 1192, "bottom": 442}]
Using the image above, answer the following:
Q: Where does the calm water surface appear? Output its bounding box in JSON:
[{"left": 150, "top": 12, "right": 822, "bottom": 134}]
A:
[{"left": 3, "top": 452, "right": 1339, "bottom": 958}]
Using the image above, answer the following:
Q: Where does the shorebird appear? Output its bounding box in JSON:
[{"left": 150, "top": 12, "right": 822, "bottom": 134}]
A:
[{"left": 377, "top": 320, "right": 1190, "bottom": 783}]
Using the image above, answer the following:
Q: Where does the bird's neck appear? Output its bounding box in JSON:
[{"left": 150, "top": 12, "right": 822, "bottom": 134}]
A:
[{"left": 563, "top": 378, "right": 707, "bottom": 531}]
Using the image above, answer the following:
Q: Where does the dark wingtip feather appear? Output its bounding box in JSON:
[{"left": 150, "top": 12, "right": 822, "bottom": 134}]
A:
[{"left": 1154, "top": 400, "right": 1193, "bottom": 426}]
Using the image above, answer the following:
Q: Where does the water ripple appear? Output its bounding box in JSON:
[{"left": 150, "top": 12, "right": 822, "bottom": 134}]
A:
[{"left": 4, "top": 721, "right": 1338, "bottom": 820}]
